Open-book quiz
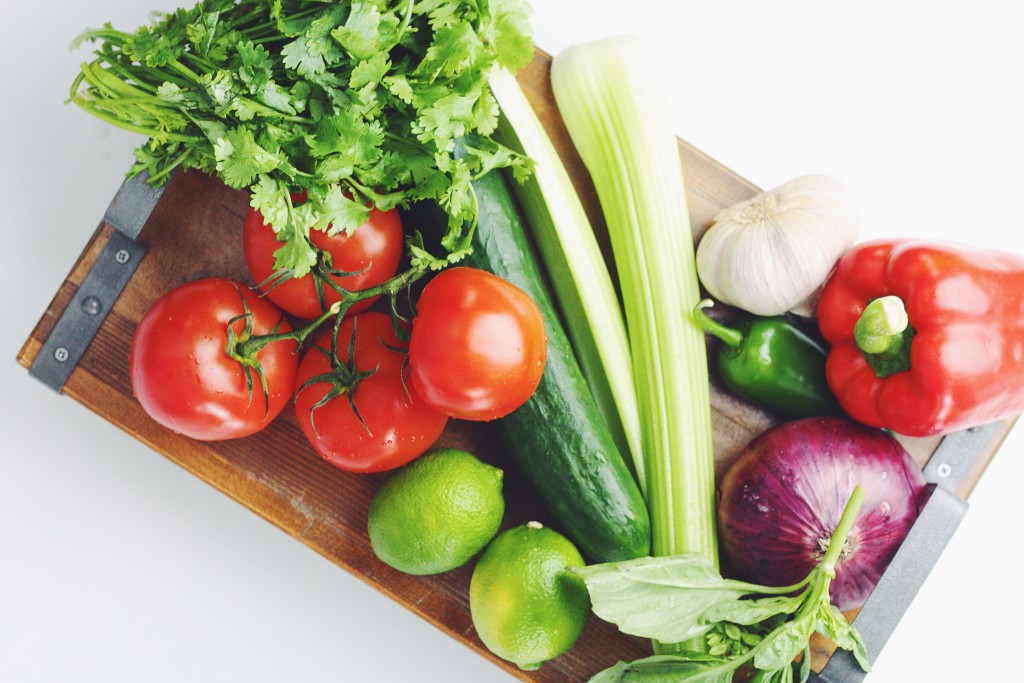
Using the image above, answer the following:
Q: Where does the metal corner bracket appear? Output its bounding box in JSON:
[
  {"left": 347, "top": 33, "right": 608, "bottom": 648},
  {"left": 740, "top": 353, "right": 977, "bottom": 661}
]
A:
[{"left": 29, "top": 170, "right": 168, "bottom": 392}]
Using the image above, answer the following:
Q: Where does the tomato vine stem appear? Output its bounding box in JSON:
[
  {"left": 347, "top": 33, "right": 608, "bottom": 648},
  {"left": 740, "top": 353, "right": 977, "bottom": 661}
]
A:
[{"left": 235, "top": 261, "right": 432, "bottom": 359}]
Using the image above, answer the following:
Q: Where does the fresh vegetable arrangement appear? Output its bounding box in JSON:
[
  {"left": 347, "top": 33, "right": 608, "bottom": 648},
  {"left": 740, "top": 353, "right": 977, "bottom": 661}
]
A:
[
  {"left": 62, "top": 1, "right": 1024, "bottom": 681},
  {"left": 75, "top": 0, "right": 544, "bottom": 453}
]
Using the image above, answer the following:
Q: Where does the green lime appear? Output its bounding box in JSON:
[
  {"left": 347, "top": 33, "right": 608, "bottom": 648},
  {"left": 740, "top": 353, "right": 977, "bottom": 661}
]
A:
[
  {"left": 469, "top": 522, "right": 590, "bottom": 670},
  {"left": 367, "top": 448, "right": 505, "bottom": 575}
]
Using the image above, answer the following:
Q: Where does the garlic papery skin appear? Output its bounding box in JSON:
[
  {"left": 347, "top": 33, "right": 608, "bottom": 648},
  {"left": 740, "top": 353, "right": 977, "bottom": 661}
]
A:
[{"left": 695, "top": 174, "right": 859, "bottom": 317}]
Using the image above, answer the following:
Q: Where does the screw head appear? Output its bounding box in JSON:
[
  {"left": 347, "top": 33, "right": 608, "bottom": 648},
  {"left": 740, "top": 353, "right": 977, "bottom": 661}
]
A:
[
  {"left": 54, "top": 346, "right": 70, "bottom": 363},
  {"left": 115, "top": 249, "right": 131, "bottom": 264},
  {"left": 82, "top": 295, "right": 102, "bottom": 316},
  {"left": 936, "top": 463, "right": 953, "bottom": 478}
]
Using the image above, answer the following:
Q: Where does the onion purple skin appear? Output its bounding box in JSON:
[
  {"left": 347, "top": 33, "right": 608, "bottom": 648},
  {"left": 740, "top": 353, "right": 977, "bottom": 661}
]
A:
[{"left": 717, "top": 416, "right": 929, "bottom": 612}]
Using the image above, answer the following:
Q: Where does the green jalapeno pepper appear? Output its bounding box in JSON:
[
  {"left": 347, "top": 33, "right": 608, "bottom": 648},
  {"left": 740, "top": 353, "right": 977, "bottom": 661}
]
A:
[{"left": 693, "top": 299, "right": 841, "bottom": 419}]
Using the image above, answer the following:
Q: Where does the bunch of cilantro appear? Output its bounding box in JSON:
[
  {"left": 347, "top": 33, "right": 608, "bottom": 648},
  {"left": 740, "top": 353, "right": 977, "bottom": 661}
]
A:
[{"left": 70, "top": 0, "right": 535, "bottom": 277}]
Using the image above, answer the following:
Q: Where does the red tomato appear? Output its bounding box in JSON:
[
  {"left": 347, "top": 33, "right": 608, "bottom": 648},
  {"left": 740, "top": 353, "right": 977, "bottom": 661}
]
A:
[
  {"left": 243, "top": 200, "right": 404, "bottom": 320},
  {"left": 408, "top": 267, "right": 547, "bottom": 421},
  {"left": 129, "top": 278, "right": 299, "bottom": 440},
  {"left": 293, "top": 312, "right": 448, "bottom": 473}
]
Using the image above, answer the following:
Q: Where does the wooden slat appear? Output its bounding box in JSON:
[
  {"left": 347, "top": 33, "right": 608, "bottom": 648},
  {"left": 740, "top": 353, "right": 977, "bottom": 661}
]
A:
[{"left": 16, "top": 49, "right": 1015, "bottom": 682}]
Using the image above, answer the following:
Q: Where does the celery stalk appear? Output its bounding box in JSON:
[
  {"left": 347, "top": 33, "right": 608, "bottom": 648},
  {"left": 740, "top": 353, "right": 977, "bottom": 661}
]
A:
[
  {"left": 550, "top": 37, "right": 717, "bottom": 565},
  {"left": 487, "top": 67, "right": 645, "bottom": 491}
]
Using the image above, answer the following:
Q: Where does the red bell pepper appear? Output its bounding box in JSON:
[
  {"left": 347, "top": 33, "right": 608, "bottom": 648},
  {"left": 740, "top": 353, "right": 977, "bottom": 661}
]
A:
[{"left": 817, "top": 239, "right": 1024, "bottom": 437}]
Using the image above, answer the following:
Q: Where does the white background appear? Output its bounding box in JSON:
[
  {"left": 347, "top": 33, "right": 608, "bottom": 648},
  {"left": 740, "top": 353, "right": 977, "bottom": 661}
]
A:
[{"left": 3, "top": 1, "right": 1022, "bottom": 681}]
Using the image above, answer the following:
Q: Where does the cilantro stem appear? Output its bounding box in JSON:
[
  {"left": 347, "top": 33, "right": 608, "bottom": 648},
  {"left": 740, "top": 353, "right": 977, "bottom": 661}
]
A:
[
  {"left": 395, "top": 0, "right": 416, "bottom": 42},
  {"left": 69, "top": 98, "right": 196, "bottom": 142},
  {"left": 164, "top": 59, "right": 203, "bottom": 84},
  {"left": 72, "top": 27, "right": 134, "bottom": 48},
  {"left": 146, "top": 147, "right": 194, "bottom": 184},
  {"left": 384, "top": 131, "right": 431, "bottom": 155}
]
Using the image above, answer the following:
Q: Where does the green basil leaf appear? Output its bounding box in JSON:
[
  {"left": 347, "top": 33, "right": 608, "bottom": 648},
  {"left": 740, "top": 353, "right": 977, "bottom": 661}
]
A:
[
  {"left": 574, "top": 555, "right": 750, "bottom": 643},
  {"left": 817, "top": 606, "right": 871, "bottom": 673},
  {"left": 753, "top": 617, "right": 815, "bottom": 672},
  {"left": 589, "top": 654, "right": 734, "bottom": 683},
  {"left": 701, "top": 595, "right": 803, "bottom": 627}
]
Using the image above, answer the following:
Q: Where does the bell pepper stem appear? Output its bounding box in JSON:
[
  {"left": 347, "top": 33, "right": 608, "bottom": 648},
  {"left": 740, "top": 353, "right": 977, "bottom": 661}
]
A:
[
  {"left": 854, "top": 296, "right": 915, "bottom": 377},
  {"left": 855, "top": 296, "right": 908, "bottom": 354},
  {"left": 692, "top": 299, "right": 744, "bottom": 348}
]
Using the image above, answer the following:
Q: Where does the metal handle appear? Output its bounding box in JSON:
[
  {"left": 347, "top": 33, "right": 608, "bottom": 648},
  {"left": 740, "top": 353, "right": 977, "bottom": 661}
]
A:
[{"left": 28, "top": 169, "right": 167, "bottom": 392}]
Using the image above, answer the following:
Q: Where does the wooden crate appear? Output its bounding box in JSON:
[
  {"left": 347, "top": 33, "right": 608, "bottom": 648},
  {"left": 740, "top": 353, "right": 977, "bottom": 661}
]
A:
[{"left": 16, "top": 50, "right": 1015, "bottom": 682}]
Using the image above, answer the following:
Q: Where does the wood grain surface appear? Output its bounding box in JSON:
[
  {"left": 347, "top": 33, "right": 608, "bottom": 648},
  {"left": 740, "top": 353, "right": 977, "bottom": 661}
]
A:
[{"left": 16, "top": 50, "right": 1016, "bottom": 681}]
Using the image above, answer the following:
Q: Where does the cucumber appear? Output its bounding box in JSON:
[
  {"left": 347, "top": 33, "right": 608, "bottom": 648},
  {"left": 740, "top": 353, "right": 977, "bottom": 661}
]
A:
[{"left": 461, "top": 170, "right": 651, "bottom": 563}]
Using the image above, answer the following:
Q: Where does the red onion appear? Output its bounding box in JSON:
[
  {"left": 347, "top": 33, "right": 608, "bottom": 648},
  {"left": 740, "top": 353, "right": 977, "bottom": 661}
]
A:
[{"left": 717, "top": 416, "right": 928, "bottom": 611}]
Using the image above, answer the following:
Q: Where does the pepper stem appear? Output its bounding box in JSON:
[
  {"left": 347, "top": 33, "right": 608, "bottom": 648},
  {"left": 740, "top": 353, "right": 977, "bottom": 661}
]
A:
[
  {"left": 855, "top": 296, "right": 908, "bottom": 353},
  {"left": 692, "top": 299, "right": 744, "bottom": 348},
  {"left": 854, "top": 296, "right": 915, "bottom": 377}
]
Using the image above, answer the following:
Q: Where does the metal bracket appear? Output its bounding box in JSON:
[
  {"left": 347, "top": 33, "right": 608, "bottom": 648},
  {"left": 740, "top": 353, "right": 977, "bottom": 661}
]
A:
[
  {"left": 103, "top": 169, "right": 168, "bottom": 240},
  {"left": 29, "top": 170, "right": 167, "bottom": 392},
  {"left": 921, "top": 422, "right": 999, "bottom": 492}
]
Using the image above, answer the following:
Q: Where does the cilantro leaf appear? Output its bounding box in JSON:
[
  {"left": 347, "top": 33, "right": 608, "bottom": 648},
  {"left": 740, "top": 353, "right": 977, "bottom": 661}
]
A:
[
  {"left": 383, "top": 74, "right": 415, "bottom": 104},
  {"left": 249, "top": 175, "right": 292, "bottom": 230},
  {"left": 491, "top": 0, "right": 535, "bottom": 70},
  {"left": 331, "top": 2, "right": 385, "bottom": 60},
  {"left": 200, "top": 69, "right": 239, "bottom": 112},
  {"left": 413, "top": 91, "right": 478, "bottom": 151},
  {"left": 306, "top": 109, "right": 384, "bottom": 166},
  {"left": 305, "top": 7, "right": 347, "bottom": 66},
  {"left": 214, "top": 127, "right": 281, "bottom": 189},
  {"left": 258, "top": 81, "right": 299, "bottom": 115},
  {"left": 417, "top": 20, "right": 485, "bottom": 78},
  {"left": 235, "top": 40, "right": 274, "bottom": 91},
  {"left": 350, "top": 54, "right": 390, "bottom": 89},
  {"left": 185, "top": 10, "right": 221, "bottom": 55},
  {"left": 281, "top": 35, "right": 327, "bottom": 77},
  {"left": 312, "top": 185, "right": 373, "bottom": 235}
]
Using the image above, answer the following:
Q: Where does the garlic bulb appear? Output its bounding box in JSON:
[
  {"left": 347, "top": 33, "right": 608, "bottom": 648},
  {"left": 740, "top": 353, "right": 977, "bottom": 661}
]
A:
[{"left": 695, "top": 174, "right": 859, "bottom": 317}]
